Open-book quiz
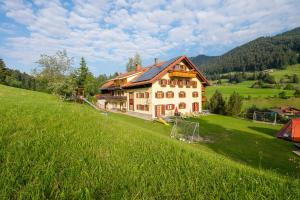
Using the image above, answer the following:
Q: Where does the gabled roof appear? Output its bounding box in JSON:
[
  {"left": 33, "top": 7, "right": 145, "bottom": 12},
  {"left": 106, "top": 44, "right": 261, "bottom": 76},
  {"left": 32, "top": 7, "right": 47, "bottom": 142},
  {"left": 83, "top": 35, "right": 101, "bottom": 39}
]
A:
[{"left": 100, "top": 55, "right": 209, "bottom": 91}]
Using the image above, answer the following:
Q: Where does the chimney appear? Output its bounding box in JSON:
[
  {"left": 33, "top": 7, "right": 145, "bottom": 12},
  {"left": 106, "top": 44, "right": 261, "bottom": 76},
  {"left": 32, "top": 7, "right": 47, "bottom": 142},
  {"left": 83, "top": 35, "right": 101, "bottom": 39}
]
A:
[
  {"left": 154, "top": 58, "right": 159, "bottom": 65},
  {"left": 136, "top": 63, "right": 142, "bottom": 71}
]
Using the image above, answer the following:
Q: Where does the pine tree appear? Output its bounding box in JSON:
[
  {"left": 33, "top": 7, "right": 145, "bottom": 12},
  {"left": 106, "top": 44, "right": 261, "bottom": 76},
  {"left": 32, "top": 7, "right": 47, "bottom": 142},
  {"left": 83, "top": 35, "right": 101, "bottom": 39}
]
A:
[
  {"left": 76, "top": 57, "right": 89, "bottom": 87},
  {"left": 0, "top": 58, "right": 7, "bottom": 83},
  {"left": 226, "top": 92, "right": 243, "bottom": 116},
  {"left": 126, "top": 58, "right": 134, "bottom": 72},
  {"left": 209, "top": 90, "right": 226, "bottom": 114}
]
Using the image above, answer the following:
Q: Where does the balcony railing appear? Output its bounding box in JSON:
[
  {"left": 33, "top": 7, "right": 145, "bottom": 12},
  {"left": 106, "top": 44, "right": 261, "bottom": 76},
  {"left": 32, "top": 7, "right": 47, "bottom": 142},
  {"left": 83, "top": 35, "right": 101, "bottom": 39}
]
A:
[
  {"left": 98, "top": 94, "right": 127, "bottom": 101},
  {"left": 168, "top": 70, "right": 197, "bottom": 78}
]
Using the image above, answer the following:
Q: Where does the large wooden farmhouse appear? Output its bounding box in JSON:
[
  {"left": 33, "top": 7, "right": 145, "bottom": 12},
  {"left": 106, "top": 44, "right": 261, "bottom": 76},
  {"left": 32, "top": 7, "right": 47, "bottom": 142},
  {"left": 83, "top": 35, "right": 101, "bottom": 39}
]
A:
[{"left": 98, "top": 56, "right": 209, "bottom": 119}]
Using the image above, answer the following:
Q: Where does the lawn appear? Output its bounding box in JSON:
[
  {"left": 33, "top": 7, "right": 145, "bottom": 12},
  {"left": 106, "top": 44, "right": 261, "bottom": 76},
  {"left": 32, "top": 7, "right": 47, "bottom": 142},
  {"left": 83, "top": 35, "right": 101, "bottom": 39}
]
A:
[
  {"left": 271, "top": 64, "right": 300, "bottom": 83},
  {"left": 206, "top": 80, "right": 294, "bottom": 99},
  {"left": 243, "top": 97, "right": 300, "bottom": 110},
  {"left": 1, "top": 84, "right": 300, "bottom": 199}
]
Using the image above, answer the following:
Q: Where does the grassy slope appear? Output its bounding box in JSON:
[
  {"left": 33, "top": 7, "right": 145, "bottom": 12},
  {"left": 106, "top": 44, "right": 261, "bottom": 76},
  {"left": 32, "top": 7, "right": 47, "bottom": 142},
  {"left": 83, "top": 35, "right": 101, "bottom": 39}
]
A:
[
  {"left": 206, "top": 81, "right": 294, "bottom": 99},
  {"left": 272, "top": 64, "right": 300, "bottom": 83},
  {"left": 206, "top": 64, "right": 300, "bottom": 109},
  {"left": 0, "top": 85, "right": 300, "bottom": 199}
]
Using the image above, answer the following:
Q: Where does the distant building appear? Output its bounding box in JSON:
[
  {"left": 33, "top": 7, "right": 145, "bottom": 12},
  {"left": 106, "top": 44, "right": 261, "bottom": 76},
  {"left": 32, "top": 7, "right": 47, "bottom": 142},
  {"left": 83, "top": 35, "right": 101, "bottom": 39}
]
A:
[
  {"left": 269, "top": 106, "right": 300, "bottom": 117},
  {"left": 97, "top": 56, "right": 209, "bottom": 119}
]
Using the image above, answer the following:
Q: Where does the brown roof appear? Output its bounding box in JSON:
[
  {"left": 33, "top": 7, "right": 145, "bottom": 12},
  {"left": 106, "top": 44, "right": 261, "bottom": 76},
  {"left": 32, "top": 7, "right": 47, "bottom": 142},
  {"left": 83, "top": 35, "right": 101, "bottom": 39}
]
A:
[{"left": 100, "top": 55, "right": 209, "bottom": 90}]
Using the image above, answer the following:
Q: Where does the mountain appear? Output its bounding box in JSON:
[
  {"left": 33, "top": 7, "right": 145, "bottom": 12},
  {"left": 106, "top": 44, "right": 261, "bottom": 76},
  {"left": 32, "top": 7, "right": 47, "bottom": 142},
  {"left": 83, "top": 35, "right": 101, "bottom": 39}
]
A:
[
  {"left": 190, "top": 27, "right": 300, "bottom": 75},
  {"left": 189, "top": 54, "right": 216, "bottom": 66}
]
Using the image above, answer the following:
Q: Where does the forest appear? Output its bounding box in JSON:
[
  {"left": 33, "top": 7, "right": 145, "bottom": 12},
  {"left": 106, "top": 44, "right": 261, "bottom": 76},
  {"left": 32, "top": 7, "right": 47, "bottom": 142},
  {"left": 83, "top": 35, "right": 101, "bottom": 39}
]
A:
[{"left": 191, "top": 27, "right": 300, "bottom": 75}]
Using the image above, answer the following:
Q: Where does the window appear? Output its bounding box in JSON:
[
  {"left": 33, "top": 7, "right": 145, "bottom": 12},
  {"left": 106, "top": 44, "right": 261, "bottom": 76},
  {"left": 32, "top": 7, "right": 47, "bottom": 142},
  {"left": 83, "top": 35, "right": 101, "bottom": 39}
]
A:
[
  {"left": 136, "top": 92, "right": 145, "bottom": 98},
  {"left": 160, "top": 79, "right": 167, "bottom": 87},
  {"left": 179, "top": 91, "right": 186, "bottom": 98},
  {"left": 179, "top": 102, "right": 186, "bottom": 109},
  {"left": 155, "top": 91, "right": 164, "bottom": 98},
  {"left": 170, "top": 79, "right": 176, "bottom": 87},
  {"left": 137, "top": 104, "right": 147, "bottom": 111},
  {"left": 145, "top": 92, "right": 149, "bottom": 98},
  {"left": 166, "top": 91, "right": 174, "bottom": 98},
  {"left": 186, "top": 80, "right": 191, "bottom": 88},
  {"left": 191, "top": 81, "right": 197, "bottom": 88},
  {"left": 166, "top": 104, "right": 175, "bottom": 110},
  {"left": 178, "top": 80, "right": 183, "bottom": 88},
  {"left": 192, "top": 91, "right": 198, "bottom": 98}
]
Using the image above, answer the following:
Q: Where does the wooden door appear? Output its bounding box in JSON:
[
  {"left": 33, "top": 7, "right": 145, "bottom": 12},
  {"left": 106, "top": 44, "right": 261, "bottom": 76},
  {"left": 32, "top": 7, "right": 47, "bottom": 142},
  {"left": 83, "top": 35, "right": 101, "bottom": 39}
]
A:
[
  {"left": 155, "top": 105, "right": 165, "bottom": 117},
  {"left": 192, "top": 102, "right": 199, "bottom": 112},
  {"left": 129, "top": 92, "right": 134, "bottom": 111}
]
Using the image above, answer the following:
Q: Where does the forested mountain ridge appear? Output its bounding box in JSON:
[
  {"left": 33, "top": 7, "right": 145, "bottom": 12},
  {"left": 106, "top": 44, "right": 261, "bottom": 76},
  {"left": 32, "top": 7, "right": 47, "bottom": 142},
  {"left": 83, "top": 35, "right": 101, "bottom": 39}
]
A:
[{"left": 190, "top": 27, "right": 300, "bottom": 75}]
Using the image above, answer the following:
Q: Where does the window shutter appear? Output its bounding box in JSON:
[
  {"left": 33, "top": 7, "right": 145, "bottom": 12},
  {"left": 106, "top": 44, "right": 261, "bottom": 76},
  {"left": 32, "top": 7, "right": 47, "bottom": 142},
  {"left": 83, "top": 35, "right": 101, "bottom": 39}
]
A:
[
  {"left": 155, "top": 92, "right": 158, "bottom": 98},
  {"left": 145, "top": 92, "right": 149, "bottom": 98},
  {"left": 162, "top": 92, "right": 164, "bottom": 98}
]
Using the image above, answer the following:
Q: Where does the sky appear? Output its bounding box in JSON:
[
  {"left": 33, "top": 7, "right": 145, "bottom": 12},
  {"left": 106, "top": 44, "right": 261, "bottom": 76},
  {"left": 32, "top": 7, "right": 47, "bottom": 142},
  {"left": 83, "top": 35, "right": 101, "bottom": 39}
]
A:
[{"left": 0, "top": 0, "right": 300, "bottom": 76}]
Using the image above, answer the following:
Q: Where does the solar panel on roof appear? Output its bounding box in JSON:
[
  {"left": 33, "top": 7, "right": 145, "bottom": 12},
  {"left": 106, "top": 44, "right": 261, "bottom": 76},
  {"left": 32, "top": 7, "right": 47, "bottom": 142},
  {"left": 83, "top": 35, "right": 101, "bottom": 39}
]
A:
[{"left": 133, "top": 56, "right": 181, "bottom": 82}]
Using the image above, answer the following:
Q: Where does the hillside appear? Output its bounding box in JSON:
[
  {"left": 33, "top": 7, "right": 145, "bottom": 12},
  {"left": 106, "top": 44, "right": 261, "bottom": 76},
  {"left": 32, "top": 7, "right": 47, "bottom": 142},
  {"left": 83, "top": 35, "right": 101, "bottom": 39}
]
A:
[
  {"left": 191, "top": 27, "right": 300, "bottom": 74},
  {"left": 0, "top": 84, "right": 300, "bottom": 199},
  {"left": 206, "top": 64, "right": 300, "bottom": 110}
]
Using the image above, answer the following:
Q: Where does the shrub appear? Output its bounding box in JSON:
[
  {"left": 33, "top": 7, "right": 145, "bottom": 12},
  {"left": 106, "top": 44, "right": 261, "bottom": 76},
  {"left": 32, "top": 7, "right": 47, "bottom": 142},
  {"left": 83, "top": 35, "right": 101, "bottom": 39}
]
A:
[
  {"left": 278, "top": 91, "right": 288, "bottom": 99},
  {"left": 209, "top": 90, "right": 226, "bottom": 114},
  {"left": 284, "top": 84, "right": 294, "bottom": 90},
  {"left": 226, "top": 92, "right": 243, "bottom": 116},
  {"left": 295, "top": 87, "right": 300, "bottom": 97}
]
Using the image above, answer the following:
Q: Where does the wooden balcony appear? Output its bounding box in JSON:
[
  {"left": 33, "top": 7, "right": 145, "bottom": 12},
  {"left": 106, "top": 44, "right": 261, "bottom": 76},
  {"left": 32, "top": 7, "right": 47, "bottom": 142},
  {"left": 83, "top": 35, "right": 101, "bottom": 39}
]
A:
[
  {"left": 168, "top": 70, "right": 197, "bottom": 78},
  {"left": 98, "top": 94, "right": 127, "bottom": 101},
  {"left": 202, "top": 95, "right": 207, "bottom": 102}
]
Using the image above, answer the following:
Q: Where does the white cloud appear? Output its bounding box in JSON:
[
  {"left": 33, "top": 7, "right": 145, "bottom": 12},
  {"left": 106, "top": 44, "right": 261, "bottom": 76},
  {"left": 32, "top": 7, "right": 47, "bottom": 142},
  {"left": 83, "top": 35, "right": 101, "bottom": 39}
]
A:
[{"left": 0, "top": 0, "right": 300, "bottom": 74}]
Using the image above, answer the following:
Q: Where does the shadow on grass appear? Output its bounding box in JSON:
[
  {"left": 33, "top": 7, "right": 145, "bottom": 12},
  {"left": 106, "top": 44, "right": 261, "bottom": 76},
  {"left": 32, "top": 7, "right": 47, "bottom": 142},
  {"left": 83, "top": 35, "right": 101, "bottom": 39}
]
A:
[
  {"left": 194, "top": 117, "right": 300, "bottom": 178},
  {"left": 248, "top": 126, "right": 278, "bottom": 137}
]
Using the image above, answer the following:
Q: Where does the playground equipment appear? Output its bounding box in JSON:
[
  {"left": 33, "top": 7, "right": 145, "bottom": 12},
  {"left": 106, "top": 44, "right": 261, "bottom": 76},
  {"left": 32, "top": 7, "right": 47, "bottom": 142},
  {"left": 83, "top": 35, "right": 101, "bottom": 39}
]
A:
[
  {"left": 277, "top": 118, "right": 300, "bottom": 142},
  {"left": 157, "top": 118, "right": 170, "bottom": 126},
  {"left": 253, "top": 111, "right": 277, "bottom": 125},
  {"left": 170, "top": 117, "right": 199, "bottom": 142},
  {"left": 81, "top": 97, "right": 108, "bottom": 116}
]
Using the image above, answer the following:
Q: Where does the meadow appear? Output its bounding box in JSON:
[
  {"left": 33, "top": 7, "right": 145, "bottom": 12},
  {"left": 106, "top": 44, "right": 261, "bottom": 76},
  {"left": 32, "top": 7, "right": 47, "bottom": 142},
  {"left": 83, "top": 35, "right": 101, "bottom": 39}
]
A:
[
  {"left": 1, "top": 84, "right": 300, "bottom": 199},
  {"left": 206, "top": 64, "right": 300, "bottom": 110}
]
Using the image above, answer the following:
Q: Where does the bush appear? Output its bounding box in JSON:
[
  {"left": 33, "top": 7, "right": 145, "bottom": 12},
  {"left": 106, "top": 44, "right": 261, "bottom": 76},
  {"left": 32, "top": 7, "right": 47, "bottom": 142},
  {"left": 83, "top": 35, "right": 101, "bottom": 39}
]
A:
[
  {"left": 294, "top": 87, "right": 300, "bottom": 97},
  {"left": 226, "top": 92, "right": 243, "bottom": 116},
  {"left": 209, "top": 90, "right": 226, "bottom": 114},
  {"left": 284, "top": 84, "right": 294, "bottom": 90},
  {"left": 278, "top": 91, "right": 288, "bottom": 99}
]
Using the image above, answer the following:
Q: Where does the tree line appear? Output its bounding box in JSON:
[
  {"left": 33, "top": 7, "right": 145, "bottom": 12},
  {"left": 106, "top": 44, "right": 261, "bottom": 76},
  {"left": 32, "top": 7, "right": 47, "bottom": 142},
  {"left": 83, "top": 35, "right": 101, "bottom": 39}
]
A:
[
  {"left": 0, "top": 50, "right": 118, "bottom": 99},
  {"left": 191, "top": 27, "right": 300, "bottom": 76}
]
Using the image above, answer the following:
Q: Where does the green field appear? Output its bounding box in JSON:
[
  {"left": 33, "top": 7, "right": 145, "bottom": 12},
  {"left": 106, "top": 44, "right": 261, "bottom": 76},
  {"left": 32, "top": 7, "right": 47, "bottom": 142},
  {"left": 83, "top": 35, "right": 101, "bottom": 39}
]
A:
[
  {"left": 206, "top": 65, "right": 300, "bottom": 110},
  {"left": 206, "top": 81, "right": 294, "bottom": 99},
  {"left": 1, "top": 84, "right": 300, "bottom": 199},
  {"left": 271, "top": 64, "right": 300, "bottom": 82}
]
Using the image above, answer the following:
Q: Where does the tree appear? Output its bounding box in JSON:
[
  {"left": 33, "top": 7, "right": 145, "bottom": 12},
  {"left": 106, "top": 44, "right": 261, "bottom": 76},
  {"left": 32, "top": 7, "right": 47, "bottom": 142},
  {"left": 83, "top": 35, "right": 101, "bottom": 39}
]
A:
[
  {"left": 126, "top": 58, "right": 134, "bottom": 72},
  {"left": 226, "top": 92, "right": 243, "bottom": 116},
  {"left": 294, "top": 87, "right": 300, "bottom": 97},
  {"left": 126, "top": 53, "right": 142, "bottom": 72},
  {"left": 278, "top": 91, "right": 288, "bottom": 99},
  {"left": 292, "top": 74, "right": 299, "bottom": 83},
  {"left": 76, "top": 57, "right": 89, "bottom": 87},
  {"left": 34, "top": 50, "right": 76, "bottom": 98},
  {"left": 0, "top": 58, "right": 7, "bottom": 83},
  {"left": 209, "top": 90, "right": 226, "bottom": 114},
  {"left": 284, "top": 84, "right": 294, "bottom": 90}
]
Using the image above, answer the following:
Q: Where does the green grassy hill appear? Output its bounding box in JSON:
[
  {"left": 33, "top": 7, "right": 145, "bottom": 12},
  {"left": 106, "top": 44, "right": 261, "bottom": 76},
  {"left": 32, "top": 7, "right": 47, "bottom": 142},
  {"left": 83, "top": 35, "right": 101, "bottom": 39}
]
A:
[
  {"left": 0, "top": 84, "right": 300, "bottom": 199},
  {"left": 206, "top": 64, "right": 300, "bottom": 110}
]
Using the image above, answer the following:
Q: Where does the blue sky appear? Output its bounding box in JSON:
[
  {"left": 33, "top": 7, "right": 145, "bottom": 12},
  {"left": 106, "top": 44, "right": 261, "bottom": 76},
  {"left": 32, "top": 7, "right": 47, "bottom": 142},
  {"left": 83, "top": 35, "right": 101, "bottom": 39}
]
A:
[{"left": 0, "top": 0, "right": 300, "bottom": 76}]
